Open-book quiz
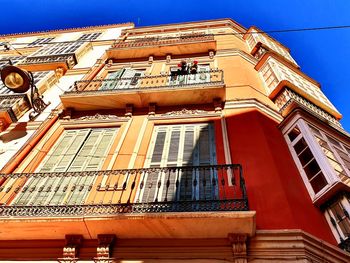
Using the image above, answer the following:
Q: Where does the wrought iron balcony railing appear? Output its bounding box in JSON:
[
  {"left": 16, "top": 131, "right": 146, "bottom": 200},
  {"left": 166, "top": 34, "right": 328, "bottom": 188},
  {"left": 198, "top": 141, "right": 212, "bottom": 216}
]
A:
[
  {"left": 68, "top": 70, "right": 224, "bottom": 93},
  {"left": 19, "top": 53, "right": 77, "bottom": 69},
  {"left": 0, "top": 164, "right": 248, "bottom": 217},
  {"left": 112, "top": 34, "right": 215, "bottom": 49}
]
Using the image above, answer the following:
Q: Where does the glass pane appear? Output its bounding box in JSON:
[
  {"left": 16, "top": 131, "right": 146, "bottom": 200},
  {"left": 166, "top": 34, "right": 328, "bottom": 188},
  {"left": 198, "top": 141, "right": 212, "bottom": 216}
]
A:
[
  {"left": 288, "top": 127, "right": 301, "bottom": 142},
  {"left": 294, "top": 138, "right": 308, "bottom": 155},
  {"left": 309, "top": 173, "right": 327, "bottom": 193},
  {"left": 298, "top": 147, "right": 314, "bottom": 166},
  {"left": 304, "top": 159, "right": 321, "bottom": 180}
]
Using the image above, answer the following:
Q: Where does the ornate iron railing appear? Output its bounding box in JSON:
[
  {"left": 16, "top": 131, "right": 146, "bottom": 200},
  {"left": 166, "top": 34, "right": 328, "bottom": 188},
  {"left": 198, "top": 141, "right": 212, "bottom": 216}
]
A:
[
  {"left": 68, "top": 70, "right": 224, "bottom": 93},
  {"left": 0, "top": 164, "right": 248, "bottom": 217},
  {"left": 20, "top": 54, "right": 77, "bottom": 69},
  {"left": 112, "top": 34, "right": 215, "bottom": 49}
]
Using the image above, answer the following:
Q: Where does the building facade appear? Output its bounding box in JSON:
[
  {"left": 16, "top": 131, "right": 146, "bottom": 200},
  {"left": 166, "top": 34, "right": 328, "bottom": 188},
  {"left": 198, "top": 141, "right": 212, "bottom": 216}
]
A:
[{"left": 0, "top": 18, "right": 349, "bottom": 262}]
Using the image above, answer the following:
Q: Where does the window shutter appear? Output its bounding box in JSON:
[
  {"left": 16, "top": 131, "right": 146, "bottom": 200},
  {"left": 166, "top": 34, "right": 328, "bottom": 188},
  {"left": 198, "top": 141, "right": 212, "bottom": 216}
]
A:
[
  {"left": 142, "top": 123, "right": 217, "bottom": 203},
  {"left": 84, "top": 128, "right": 118, "bottom": 171},
  {"left": 68, "top": 130, "right": 101, "bottom": 172},
  {"left": 53, "top": 130, "right": 90, "bottom": 172},
  {"left": 116, "top": 69, "right": 144, "bottom": 89},
  {"left": 38, "top": 130, "right": 78, "bottom": 173},
  {"left": 100, "top": 69, "right": 124, "bottom": 90}
]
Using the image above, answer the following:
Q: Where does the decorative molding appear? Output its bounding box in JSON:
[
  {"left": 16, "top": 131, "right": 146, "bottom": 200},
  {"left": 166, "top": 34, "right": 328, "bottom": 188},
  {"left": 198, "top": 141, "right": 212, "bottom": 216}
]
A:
[
  {"left": 228, "top": 234, "right": 247, "bottom": 263},
  {"left": 74, "top": 113, "right": 122, "bottom": 121},
  {"left": 94, "top": 234, "right": 116, "bottom": 263},
  {"left": 148, "top": 103, "right": 156, "bottom": 116},
  {"left": 162, "top": 108, "right": 209, "bottom": 116},
  {"left": 249, "top": 230, "right": 350, "bottom": 263},
  {"left": 58, "top": 235, "right": 83, "bottom": 263}
]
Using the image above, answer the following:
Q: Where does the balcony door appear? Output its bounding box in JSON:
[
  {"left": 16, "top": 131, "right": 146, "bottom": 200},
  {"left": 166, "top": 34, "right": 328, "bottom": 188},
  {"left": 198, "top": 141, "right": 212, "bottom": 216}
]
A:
[
  {"left": 100, "top": 68, "right": 144, "bottom": 90},
  {"left": 13, "top": 128, "right": 118, "bottom": 206},
  {"left": 139, "top": 123, "right": 217, "bottom": 203},
  {"left": 169, "top": 64, "right": 210, "bottom": 86}
]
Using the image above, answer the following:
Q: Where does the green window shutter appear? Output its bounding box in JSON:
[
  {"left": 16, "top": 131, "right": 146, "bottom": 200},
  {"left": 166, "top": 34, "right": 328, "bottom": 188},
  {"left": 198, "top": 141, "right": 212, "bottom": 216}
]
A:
[
  {"left": 39, "top": 130, "right": 77, "bottom": 173},
  {"left": 85, "top": 128, "right": 118, "bottom": 171},
  {"left": 67, "top": 130, "right": 101, "bottom": 172},
  {"left": 51, "top": 130, "right": 89, "bottom": 173},
  {"left": 14, "top": 128, "right": 118, "bottom": 206},
  {"left": 116, "top": 69, "right": 144, "bottom": 89},
  {"left": 100, "top": 69, "right": 124, "bottom": 90}
]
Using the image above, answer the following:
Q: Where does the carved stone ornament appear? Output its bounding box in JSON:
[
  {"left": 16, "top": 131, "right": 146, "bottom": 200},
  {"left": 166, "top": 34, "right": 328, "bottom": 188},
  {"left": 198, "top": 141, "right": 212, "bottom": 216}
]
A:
[
  {"left": 58, "top": 235, "right": 82, "bottom": 263},
  {"left": 162, "top": 108, "right": 208, "bottom": 116},
  {"left": 94, "top": 234, "right": 116, "bottom": 263},
  {"left": 75, "top": 113, "right": 121, "bottom": 121},
  {"left": 228, "top": 234, "right": 247, "bottom": 263}
]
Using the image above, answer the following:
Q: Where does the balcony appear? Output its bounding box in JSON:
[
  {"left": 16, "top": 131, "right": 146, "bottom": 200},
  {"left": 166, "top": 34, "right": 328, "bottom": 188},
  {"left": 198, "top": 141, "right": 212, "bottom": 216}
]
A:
[
  {"left": 257, "top": 54, "right": 341, "bottom": 119},
  {"left": 61, "top": 70, "right": 225, "bottom": 110},
  {"left": 107, "top": 34, "right": 216, "bottom": 59},
  {"left": 0, "top": 164, "right": 255, "bottom": 240},
  {"left": 18, "top": 53, "right": 77, "bottom": 72}
]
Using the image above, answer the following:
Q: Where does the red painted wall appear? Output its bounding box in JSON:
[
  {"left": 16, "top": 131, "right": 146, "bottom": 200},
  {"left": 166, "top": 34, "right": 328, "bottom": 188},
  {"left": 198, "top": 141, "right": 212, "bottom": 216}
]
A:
[{"left": 225, "top": 109, "right": 336, "bottom": 245}]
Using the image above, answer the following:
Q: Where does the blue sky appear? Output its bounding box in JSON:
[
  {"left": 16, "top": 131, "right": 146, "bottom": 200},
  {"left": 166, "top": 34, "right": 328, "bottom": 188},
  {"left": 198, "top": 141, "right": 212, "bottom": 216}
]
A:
[{"left": 1, "top": 0, "right": 350, "bottom": 130}]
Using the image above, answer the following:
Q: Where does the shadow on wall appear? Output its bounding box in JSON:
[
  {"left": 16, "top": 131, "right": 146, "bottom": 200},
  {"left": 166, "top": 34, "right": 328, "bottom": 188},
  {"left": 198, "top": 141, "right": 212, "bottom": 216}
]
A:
[{"left": 0, "top": 122, "right": 28, "bottom": 143}]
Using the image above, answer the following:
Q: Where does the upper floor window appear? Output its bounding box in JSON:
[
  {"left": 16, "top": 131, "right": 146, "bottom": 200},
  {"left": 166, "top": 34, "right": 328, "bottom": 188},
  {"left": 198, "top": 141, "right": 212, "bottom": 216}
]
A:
[
  {"left": 30, "top": 42, "right": 83, "bottom": 57},
  {"left": 100, "top": 68, "right": 145, "bottom": 90},
  {"left": 13, "top": 127, "right": 119, "bottom": 206},
  {"left": 284, "top": 118, "right": 350, "bottom": 199},
  {"left": 324, "top": 196, "right": 350, "bottom": 244},
  {"left": 286, "top": 125, "right": 328, "bottom": 195},
  {"left": 77, "top": 32, "right": 102, "bottom": 41},
  {"left": 27, "top": 37, "right": 55, "bottom": 47},
  {"left": 137, "top": 123, "right": 217, "bottom": 203}
]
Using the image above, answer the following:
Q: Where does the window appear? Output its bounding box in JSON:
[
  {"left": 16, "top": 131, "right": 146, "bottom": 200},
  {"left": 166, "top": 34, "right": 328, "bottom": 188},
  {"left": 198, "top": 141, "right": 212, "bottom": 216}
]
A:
[
  {"left": 308, "top": 125, "right": 350, "bottom": 179},
  {"left": 29, "top": 42, "right": 83, "bottom": 57},
  {"left": 27, "top": 37, "right": 55, "bottom": 47},
  {"left": 77, "top": 32, "right": 102, "bottom": 41},
  {"left": 100, "top": 68, "right": 145, "bottom": 90},
  {"left": 284, "top": 119, "right": 350, "bottom": 199},
  {"left": 287, "top": 125, "right": 328, "bottom": 194},
  {"left": 325, "top": 196, "right": 350, "bottom": 243},
  {"left": 137, "top": 123, "right": 217, "bottom": 203},
  {"left": 13, "top": 128, "right": 118, "bottom": 206}
]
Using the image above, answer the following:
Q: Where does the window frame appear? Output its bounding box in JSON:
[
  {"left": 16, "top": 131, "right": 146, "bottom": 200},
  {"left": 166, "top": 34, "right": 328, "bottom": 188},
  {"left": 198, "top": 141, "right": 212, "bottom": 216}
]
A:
[
  {"left": 324, "top": 196, "right": 350, "bottom": 243},
  {"left": 283, "top": 117, "right": 338, "bottom": 200}
]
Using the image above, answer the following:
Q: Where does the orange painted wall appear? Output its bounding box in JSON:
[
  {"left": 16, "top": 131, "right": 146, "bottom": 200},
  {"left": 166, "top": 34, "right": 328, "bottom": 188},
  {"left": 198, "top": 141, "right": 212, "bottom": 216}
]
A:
[{"left": 225, "top": 109, "right": 337, "bottom": 245}]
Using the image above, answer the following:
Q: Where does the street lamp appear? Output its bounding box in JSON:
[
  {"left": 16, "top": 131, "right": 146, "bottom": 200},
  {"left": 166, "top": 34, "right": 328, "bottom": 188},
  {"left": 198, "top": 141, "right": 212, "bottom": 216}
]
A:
[{"left": 0, "top": 65, "right": 49, "bottom": 120}]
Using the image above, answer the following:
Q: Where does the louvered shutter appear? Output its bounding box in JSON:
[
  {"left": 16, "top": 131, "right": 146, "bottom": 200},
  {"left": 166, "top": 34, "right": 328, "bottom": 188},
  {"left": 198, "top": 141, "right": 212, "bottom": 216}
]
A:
[
  {"left": 115, "top": 69, "right": 144, "bottom": 90},
  {"left": 142, "top": 124, "right": 217, "bottom": 203},
  {"left": 65, "top": 129, "right": 117, "bottom": 204},
  {"left": 161, "top": 128, "right": 181, "bottom": 202},
  {"left": 39, "top": 130, "right": 78, "bottom": 173},
  {"left": 100, "top": 69, "right": 124, "bottom": 90},
  {"left": 52, "top": 130, "right": 89, "bottom": 172},
  {"left": 142, "top": 127, "right": 166, "bottom": 202},
  {"left": 84, "top": 128, "right": 118, "bottom": 171},
  {"left": 179, "top": 126, "right": 195, "bottom": 200}
]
